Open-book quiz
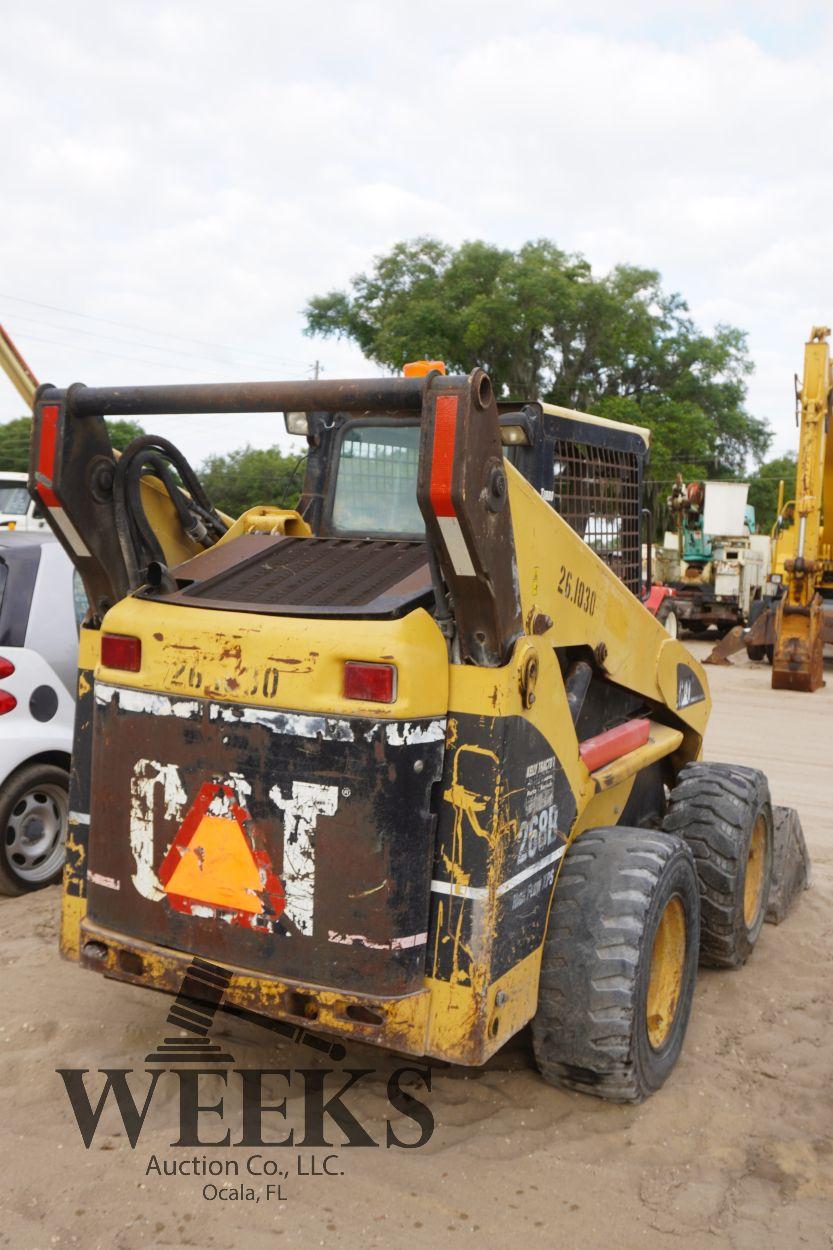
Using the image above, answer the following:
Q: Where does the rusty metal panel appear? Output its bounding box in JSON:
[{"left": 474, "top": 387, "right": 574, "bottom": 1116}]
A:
[{"left": 86, "top": 682, "right": 445, "bottom": 996}]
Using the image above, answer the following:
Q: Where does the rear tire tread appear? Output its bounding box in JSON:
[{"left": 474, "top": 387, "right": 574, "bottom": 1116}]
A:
[{"left": 663, "top": 762, "right": 773, "bottom": 968}]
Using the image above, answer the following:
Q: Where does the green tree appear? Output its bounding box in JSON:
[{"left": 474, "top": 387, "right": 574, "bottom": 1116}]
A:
[
  {"left": 304, "top": 237, "right": 771, "bottom": 491},
  {"left": 198, "top": 445, "right": 306, "bottom": 518},
  {"left": 0, "top": 417, "right": 32, "bottom": 472},
  {"left": 0, "top": 416, "right": 145, "bottom": 472},
  {"left": 747, "top": 453, "right": 797, "bottom": 534},
  {"left": 108, "top": 419, "right": 146, "bottom": 452}
]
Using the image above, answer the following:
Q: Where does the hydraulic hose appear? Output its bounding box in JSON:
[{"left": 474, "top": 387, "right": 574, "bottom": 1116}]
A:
[{"left": 113, "top": 434, "right": 228, "bottom": 589}]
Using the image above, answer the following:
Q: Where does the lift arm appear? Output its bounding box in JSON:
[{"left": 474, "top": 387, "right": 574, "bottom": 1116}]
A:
[
  {"left": 771, "top": 326, "right": 833, "bottom": 691},
  {"left": 0, "top": 323, "right": 38, "bottom": 408}
]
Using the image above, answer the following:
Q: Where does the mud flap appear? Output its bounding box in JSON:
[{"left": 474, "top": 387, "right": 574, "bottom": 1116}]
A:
[{"left": 765, "top": 805, "right": 811, "bottom": 925}]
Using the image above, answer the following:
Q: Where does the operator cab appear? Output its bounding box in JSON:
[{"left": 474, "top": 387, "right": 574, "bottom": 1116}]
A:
[{"left": 291, "top": 400, "right": 651, "bottom": 599}]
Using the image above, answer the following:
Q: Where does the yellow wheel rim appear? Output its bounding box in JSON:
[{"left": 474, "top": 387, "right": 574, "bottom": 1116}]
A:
[
  {"left": 743, "top": 815, "right": 767, "bottom": 929},
  {"left": 646, "top": 896, "right": 686, "bottom": 1050}
]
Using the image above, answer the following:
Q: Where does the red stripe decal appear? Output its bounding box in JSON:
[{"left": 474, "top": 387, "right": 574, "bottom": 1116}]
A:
[
  {"left": 37, "top": 404, "right": 60, "bottom": 506},
  {"left": 429, "top": 395, "right": 458, "bottom": 517},
  {"left": 579, "top": 718, "right": 651, "bottom": 773}
]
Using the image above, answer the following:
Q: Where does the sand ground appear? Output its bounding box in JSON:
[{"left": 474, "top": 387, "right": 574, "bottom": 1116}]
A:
[{"left": 1, "top": 640, "right": 831, "bottom": 1250}]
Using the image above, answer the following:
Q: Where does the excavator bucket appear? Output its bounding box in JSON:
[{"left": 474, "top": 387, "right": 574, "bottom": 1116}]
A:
[
  {"left": 703, "top": 624, "right": 746, "bottom": 666},
  {"left": 771, "top": 593, "right": 825, "bottom": 692}
]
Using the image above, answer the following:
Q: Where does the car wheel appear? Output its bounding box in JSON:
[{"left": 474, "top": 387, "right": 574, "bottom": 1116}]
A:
[
  {"left": 0, "top": 763, "right": 69, "bottom": 896},
  {"left": 662, "top": 610, "right": 679, "bottom": 639}
]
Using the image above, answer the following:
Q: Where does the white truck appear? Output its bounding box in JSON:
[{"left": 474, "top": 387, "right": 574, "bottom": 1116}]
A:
[
  {"left": 0, "top": 471, "right": 48, "bottom": 533},
  {"left": 655, "top": 481, "right": 770, "bottom": 635}
]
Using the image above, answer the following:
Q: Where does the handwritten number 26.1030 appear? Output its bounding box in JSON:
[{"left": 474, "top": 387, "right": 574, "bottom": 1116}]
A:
[{"left": 557, "top": 565, "right": 596, "bottom": 616}]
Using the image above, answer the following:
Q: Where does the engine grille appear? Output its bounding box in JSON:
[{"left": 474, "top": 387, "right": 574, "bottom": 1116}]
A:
[
  {"left": 174, "top": 536, "right": 432, "bottom": 617},
  {"left": 552, "top": 439, "right": 642, "bottom": 595}
]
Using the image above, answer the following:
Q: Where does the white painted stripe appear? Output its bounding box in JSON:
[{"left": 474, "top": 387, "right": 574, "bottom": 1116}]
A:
[
  {"left": 97, "top": 681, "right": 443, "bottom": 748},
  {"left": 69, "top": 810, "right": 90, "bottom": 825},
  {"left": 87, "top": 871, "right": 120, "bottom": 890},
  {"left": 431, "top": 845, "right": 566, "bottom": 901},
  {"left": 96, "top": 683, "right": 201, "bottom": 719},
  {"left": 48, "top": 506, "right": 91, "bottom": 557},
  {"left": 384, "top": 720, "right": 446, "bottom": 745},
  {"left": 328, "top": 929, "right": 428, "bottom": 951},
  {"left": 437, "top": 514, "right": 476, "bottom": 577}
]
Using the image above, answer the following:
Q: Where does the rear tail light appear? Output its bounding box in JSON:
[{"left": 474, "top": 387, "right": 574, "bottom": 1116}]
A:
[
  {"left": 101, "top": 633, "right": 142, "bottom": 672},
  {"left": 0, "top": 657, "right": 15, "bottom": 678},
  {"left": 0, "top": 691, "right": 16, "bottom": 715},
  {"left": 343, "top": 661, "right": 397, "bottom": 703}
]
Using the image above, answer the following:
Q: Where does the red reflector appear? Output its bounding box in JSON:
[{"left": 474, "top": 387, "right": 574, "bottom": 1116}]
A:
[
  {"left": 37, "top": 403, "right": 61, "bottom": 507},
  {"left": 0, "top": 657, "right": 15, "bottom": 679},
  {"left": 428, "top": 395, "right": 459, "bottom": 518},
  {"left": 579, "top": 718, "right": 651, "bottom": 773},
  {"left": 343, "top": 661, "right": 396, "bottom": 703},
  {"left": 101, "top": 633, "right": 142, "bottom": 672},
  {"left": 0, "top": 690, "right": 16, "bottom": 715}
]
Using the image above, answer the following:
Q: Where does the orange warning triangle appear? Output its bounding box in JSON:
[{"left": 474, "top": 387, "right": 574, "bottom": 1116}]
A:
[{"left": 163, "top": 813, "right": 263, "bottom": 914}]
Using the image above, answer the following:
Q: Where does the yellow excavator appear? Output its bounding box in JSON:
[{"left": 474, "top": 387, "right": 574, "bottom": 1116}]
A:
[{"left": 709, "top": 327, "right": 833, "bottom": 689}]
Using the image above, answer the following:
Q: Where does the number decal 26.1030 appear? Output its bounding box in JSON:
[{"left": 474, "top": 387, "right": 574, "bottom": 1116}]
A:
[{"left": 557, "top": 565, "right": 597, "bottom": 616}]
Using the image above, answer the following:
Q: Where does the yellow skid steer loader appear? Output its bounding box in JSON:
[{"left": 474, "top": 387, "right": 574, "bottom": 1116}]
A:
[{"left": 31, "top": 365, "right": 807, "bottom": 1102}]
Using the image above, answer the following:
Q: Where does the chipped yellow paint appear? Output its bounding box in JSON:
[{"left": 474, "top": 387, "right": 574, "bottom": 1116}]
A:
[
  {"left": 96, "top": 598, "right": 449, "bottom": 719},
  {"left": 79, "top": 918, "right": 432, "bottom": 1055},
  {"left": 59, "top": 891, "right": 86, "bottom": 960},
  {"left": 588, "top": 722, "right": 684, "bottom": 793},
  {"left": 216, "top": 505, "right": 311, "bottom": 543},
  {"left": 78, "top": 626, "right": 100, "bottom": 669}
]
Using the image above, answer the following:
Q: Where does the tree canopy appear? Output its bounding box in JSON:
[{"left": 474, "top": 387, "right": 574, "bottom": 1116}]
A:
[
  {"left": 305, "top": 237, "right": 771, "bottom": 489},
  {"left": 747, "top": 453, "right": 797, "bottom": 534},
  {"left": 0, "top": 416, "right": 146, "bottom": 473},
  {"left": 198, "top": 445, "right": 305, "bottom": 518}
]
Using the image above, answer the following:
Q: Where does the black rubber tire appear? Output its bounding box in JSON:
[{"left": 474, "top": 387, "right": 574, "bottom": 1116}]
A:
[
  {"left": 531, "top": 827, "right": 700, "bottom": 1104},
  {"left": 687, "top": 621, "right": 707, "bottom": 635},
  {"left": 0, "top": 763, "right": 69, "bottom": 896},
  {"left": 663, "top": 762, "right": 773, "bottom": 969}
]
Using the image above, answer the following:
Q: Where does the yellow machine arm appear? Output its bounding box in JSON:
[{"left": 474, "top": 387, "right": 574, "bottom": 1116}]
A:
[
  {"left": 0, "top": 323, "right": 38, "bottom": 409},
  {"left": 771, "top": 327, "right": 833, "bottom": 690}
]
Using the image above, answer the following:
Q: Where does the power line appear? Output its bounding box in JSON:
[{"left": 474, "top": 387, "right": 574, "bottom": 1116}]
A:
[
  {"left": 0, "top": 292, "right": 311, "bottom": 370},
  {"left": 12, "top": 331, "right": 249, "bottom": 378},
  {"left": 1, "top": 309, "right": 308, "bottom": 376}
]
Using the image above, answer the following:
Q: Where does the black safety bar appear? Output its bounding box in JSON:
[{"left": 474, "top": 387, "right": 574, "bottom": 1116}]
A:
[{"left": 36, "top": 376, "right": 454, "bottom": 418}]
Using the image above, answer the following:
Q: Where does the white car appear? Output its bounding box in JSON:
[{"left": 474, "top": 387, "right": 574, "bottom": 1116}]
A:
[
  {"left": 0, "top": 533, "right": 84, "bottom": 894},
  {"left": 0, "top": 471, "right": 48, "bottom": 533}
]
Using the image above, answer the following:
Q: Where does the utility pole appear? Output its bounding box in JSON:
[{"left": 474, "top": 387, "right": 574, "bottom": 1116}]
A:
[{"left": 312, "top": 359, "right": 322, "bottom": 381}]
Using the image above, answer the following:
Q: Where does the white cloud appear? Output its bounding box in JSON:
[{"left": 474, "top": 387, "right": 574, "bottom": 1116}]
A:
[{"left": 1, "top": 1, "right": 831, "bottom": 466}]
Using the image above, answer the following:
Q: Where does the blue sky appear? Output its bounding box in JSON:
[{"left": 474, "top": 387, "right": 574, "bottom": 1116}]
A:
[{"left": 1, "top": 1, "right": 831, "bottom": 465}]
